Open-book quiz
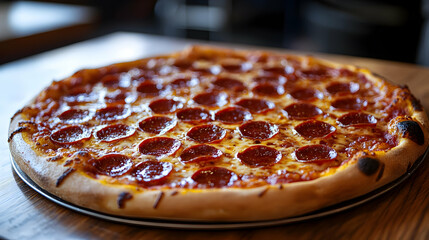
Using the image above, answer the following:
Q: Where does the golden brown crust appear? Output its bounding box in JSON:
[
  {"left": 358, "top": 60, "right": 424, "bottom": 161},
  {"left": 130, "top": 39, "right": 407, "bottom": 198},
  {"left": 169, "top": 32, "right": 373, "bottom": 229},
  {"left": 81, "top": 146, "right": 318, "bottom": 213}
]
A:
[{"left": 9, "top": 45, "right": 429, "bottom": 221}]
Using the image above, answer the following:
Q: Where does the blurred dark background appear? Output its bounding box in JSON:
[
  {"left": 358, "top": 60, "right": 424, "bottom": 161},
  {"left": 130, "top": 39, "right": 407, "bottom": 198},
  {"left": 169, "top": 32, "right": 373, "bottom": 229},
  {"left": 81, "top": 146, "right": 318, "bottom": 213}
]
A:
[{"left": 1, "top": 0, "right": 429, "bottom": 66}]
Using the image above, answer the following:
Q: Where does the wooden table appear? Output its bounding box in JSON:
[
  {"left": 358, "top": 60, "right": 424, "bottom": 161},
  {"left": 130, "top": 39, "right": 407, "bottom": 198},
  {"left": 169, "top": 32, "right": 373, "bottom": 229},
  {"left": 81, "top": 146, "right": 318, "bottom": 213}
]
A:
[{"left": 1, "top": 32, "right": 428, "bottom": 239}]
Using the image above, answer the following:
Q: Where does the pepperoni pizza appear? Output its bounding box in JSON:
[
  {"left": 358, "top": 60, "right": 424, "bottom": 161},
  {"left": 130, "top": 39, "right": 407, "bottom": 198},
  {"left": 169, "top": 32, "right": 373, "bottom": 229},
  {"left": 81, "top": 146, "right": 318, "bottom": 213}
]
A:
[{"left": 8, "top": 46, "right": 429, "bottom": 221}]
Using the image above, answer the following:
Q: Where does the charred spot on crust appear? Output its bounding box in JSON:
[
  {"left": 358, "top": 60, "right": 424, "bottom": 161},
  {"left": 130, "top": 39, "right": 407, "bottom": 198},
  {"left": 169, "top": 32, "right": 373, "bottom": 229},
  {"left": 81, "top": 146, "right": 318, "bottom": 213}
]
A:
[
  {"left": 376, "top": 163, "right": 385, "bottom": 181},
  {"left": 8, "top": 127, "right": 28, "bottom": 142},
  {"left": 258, "top": 188, "right": 269, "bottom": 197},
  {"left": 8, "top": 121, "right": 39, "bottom": 142},
  {"left": 153, "top": 192, "right": 164, "bottom": 209},
  {"left": 357, "top": 157, "right": 380, "bottom": 176},
  {"left": 117, "top": 192, "right": 133, "bottom": 209},
  {"left": 407, "top": 162, "right": 412, "bottom": 172},
  {"left": 400, "top": 85, "right": 423, "bottom": 111},
  {"left": 372, "top": 72, "right": 387, "bottom": 81},
  {"left": 56, "top": 168, "right": 75, "bottom": 187},
  {"left": 10, "top": 108, "right": 25, "bottom": 122},
  {"left": 410, "top": 95, "right": 423, "bottom": 111},
  {"left": 397, "top": 120, "right": 425, "bottom": 145}
]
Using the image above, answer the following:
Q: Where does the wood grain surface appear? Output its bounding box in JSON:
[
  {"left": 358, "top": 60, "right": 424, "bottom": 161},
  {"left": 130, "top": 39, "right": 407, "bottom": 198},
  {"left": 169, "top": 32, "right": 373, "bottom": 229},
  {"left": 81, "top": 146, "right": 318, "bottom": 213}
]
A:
[{"left": 1, "top": 32, "right": 428, "bottom": 240}]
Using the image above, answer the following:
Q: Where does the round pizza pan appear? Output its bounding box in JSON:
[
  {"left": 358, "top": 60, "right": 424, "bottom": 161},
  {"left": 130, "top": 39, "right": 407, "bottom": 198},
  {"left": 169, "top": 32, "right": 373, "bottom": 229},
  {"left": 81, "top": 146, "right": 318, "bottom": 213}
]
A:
[{"left": 10, "top": 149, "right": 428, "bottom": 230}]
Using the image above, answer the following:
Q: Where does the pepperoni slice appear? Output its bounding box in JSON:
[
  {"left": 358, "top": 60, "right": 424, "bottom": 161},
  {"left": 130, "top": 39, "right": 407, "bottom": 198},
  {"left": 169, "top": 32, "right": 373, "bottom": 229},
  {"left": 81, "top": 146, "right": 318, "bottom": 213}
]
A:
[
  {"left": 130, "top": 160, "right": 173, "bottom": 185},
  {"left": 180, "top": 144, "right": 223, "bottom": 163},
  {"left": 337, "top": 112, "right": 377, "bottom": 127},
  {"left": 212, "top": 77, "right": 246, "bottom": 92},
  {"left": 149, "top": 99, "right": 183, "bottom": 114},
  {"left": 95, "top": 105, "right": 130, "bottom": 121},
  {"left": 67, "top": 85, "right": 88, "bottom": 96},
  {"left": 262, "top": 66, "right": 286, "bottom": 75},
  {"left": 191, "top": 67, "right": 213, "bottom": 75},
  {"left": 50, "top": 126, "right": 91, "bottom": 144},
  {"left": 220, "top": 62, "right": 250, "bottom": 72},
  {"left": 289, "top": 88, "right": 322, "bottom": 101},
  {"left": 193, "top": 92, "right": 228, "bottom": 107},
  {"left": 191, "top": 167, "right": 238, "bottom": 188},
  {"left": 339, "top": 68, "right": 356, "bottom": 77},
  {"left": 252, "top": 84, "right": 285, "bottom": 97},
  {"left": 136, "top": 81, "right": 164, "bottom": 97},
  {"left": 89, "top": 154, "right": 133, "bottom": 177},
  {"left": 331, "top": 97, "right": 367, "bottom": 110},
  {"left": 170, "top": 77, "right": 198, "bottom": 88},
  {"left": 237, "top": 146, "right": 281, "bottom": 167},
  {"left": 58, "top": 109, "right": 91, "bottom": 123},
  {"left": 138, "top": 116, "right": 176, "bottom": 134},
  {"left": 252, "top": 76, "right": 286, "bottom": 85},
  {"left": 100, "top": 74, "right": 120, "bottom": 87},
  {"left": 294, "top": 145, "right": 337, "bottom": 163},
  {"left": 95, "top": 124, "right": 136, "bottom": 142},
  {"left": 172, "top": 60, "right": 192, "bottom": 69},
  {"left": 239, "top": 121, "right": 278, "bottom": 140},
  {"left": 235, "top": 98, "right": 275, "bottom": 113},
  {"left": 298, "top": 68, "right": 333, "bottom": 80},
  {"left": 138, "top": 137, "right": 181, "bottom": 156},
  {"left": 283, "top": 103, "right": 323, "bottom": 120},
  {"left": 294, "top": 120, "right": 336, "bottom": 139},
  {"left": 176, "top": 108, "right": 211, "bottom": 123},
  {"left": 215, "top": 107, "right": 252, "bottom": 124},
  {"left": 187, "top": 124, "right": 226, "bottom": 143},
  {"left": 326, "top": 82, "right": 359, "bottom": 95}
]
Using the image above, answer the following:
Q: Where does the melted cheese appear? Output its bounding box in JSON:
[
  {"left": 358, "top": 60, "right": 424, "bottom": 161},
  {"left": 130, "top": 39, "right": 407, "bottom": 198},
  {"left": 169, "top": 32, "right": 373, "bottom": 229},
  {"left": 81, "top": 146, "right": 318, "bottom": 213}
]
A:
[{"left": 20, "top": 50, "right": 401, "bottom": 189}]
